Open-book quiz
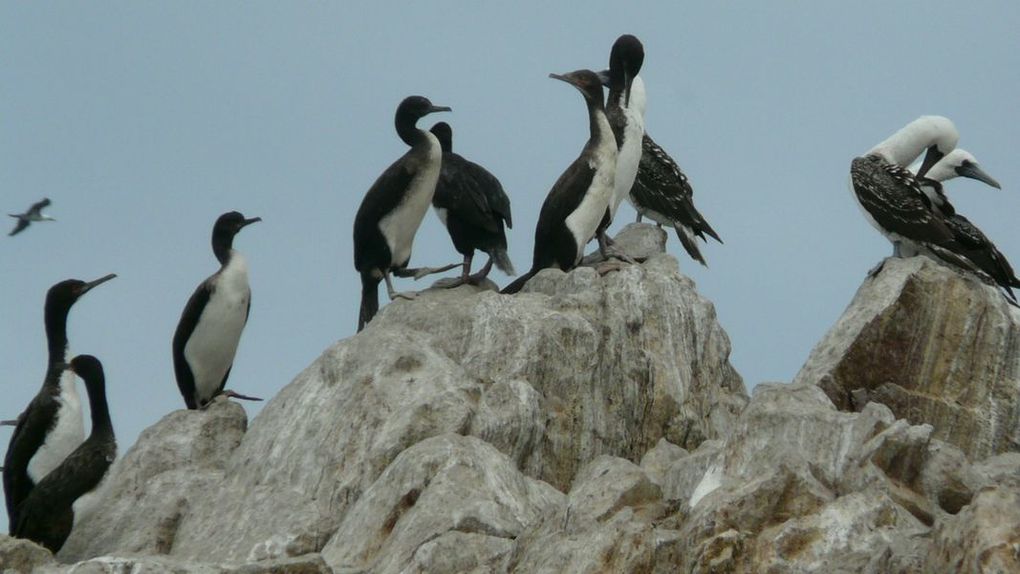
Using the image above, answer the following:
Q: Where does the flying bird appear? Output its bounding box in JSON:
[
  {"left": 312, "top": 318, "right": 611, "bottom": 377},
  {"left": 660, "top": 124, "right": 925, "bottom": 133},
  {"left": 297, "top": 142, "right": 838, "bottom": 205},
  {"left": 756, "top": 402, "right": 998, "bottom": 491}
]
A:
[
  {"left": 172, "top": 211, "right": 262, "bottom": 410},
  {"left": 353, "top": 96, "right": 456, "bottom": 330},
  {"left": 429, "top": 121, "right": 515, "bottom": 287},
  {"left": 8, "top": 198, "right": 55, "bottom": 236},
  {"left": 13, "top": 355, "right": 116, "bottom": 553},
  {"left": 3, "top": 274, "right": 116, "bottom": 529}
]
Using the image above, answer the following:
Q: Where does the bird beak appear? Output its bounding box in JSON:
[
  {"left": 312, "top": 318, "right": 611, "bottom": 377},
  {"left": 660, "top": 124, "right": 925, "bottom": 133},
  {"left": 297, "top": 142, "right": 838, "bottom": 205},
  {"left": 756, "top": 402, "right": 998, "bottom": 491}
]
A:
[
  {"left": 242, "top": 217, "right": 262, "bottom": 227},
  {"left": 81, "top": 273, "right": 117, "bottom": 295},
  {"left": 549, "top": 72, "right": 581, "bottom": 90},
  {"left": 958, "top": 163, "right": 1002, "bottom": 190},
  {"left": 916, "top": 145, "right": 944, "bottom": 179},
  {"left": 428, "top": 105, "right": 452, "bottom": 114}
]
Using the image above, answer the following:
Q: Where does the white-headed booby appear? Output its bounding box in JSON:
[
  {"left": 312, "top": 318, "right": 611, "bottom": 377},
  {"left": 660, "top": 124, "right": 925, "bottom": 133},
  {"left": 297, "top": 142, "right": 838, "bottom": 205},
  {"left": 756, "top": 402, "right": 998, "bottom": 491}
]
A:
[
  {"left": 3, "top": 273, "right": 116, "bottom": 529},
  {"left": 8, "top": 198, "right": 55, "bottom": 237},
  {"left": 918, "top": 149, "right": 1017, "bottom": 301},
  {"left": 501, "top": 69, "right": 617, "bottom": 295},
  {"left": 13, "top": 355, "right": 116, "bottom": 553},
  {"left": 172, "top": 211, "right": 262, "bottom": 410},
  {"left": 353, "top": 96, "right": 454, "bottom": 330},
  {"left": 429, "top": 121, "right": 515, "bottom": 286}
]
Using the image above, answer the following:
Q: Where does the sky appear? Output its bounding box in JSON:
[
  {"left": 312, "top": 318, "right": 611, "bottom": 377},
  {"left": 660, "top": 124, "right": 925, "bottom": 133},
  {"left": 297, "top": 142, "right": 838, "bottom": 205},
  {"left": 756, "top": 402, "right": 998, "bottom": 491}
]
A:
[{"left": 2, "top": 2, "right": 1019, "bottom": 532}]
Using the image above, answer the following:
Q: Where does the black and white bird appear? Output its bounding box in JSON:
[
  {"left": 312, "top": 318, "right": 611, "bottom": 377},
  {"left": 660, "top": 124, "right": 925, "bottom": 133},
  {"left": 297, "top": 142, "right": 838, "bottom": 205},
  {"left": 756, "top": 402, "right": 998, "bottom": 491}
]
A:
[
  {"left": 353, "top": 96, "right": 454, "bottom": 330},
  {"left": 502, "top": 70, "right": 617, "bottom": 295},
  {"left": 3, "top": 273, "right": 115, "bottom": 530},
  {"left": 13, "top": 355, "right": 116, "bottom": 553},
  {"left": 627, "top": 133, "right": 722, "bottom": 266},
  {"left": 850, "top": 116, "right": 975, "bottom": 273},
  {"left": 172, "top": 211, "right": 262, "bottom": 410},
  {"left": 8, "top": 198, "right": 55, "bottom": 236},
  {"left": 429, "top": 121, "right": 515, "bottom": 286},
  {"left": 918, "top": 149, "right": 1017, "bottom": 301},
  {"left": 594, "top": 35, "right": 646, "bottom": 260}
]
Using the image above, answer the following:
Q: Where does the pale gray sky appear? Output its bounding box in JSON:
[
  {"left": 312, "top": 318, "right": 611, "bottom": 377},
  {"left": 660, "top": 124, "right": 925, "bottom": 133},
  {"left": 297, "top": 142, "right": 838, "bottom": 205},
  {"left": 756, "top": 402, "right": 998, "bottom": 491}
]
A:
[{"left": 3, "top": 2, "right": 1019, "bottom": 531}]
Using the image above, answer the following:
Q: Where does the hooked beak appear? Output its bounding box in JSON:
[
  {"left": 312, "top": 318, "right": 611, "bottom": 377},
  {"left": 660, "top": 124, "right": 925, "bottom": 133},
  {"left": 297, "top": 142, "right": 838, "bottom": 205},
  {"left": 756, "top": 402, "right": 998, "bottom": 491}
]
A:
[
  {"left": 80, "top": 273, "right": 117, "bottom": 295},
  {"left": 958, "top": 163, "right": 1002, "bottom": 190},
  {"left": 549, "top": 73, "right": 580, "bottom": 90},
  {"left": 916, "top": 145, "right": 944, "bottom": 179},
  {"left": 428, "top": 105, "right": 452, "bottom": 115},
  {"left": 242, "top": 216, "right": 262, "bottom": 227}
]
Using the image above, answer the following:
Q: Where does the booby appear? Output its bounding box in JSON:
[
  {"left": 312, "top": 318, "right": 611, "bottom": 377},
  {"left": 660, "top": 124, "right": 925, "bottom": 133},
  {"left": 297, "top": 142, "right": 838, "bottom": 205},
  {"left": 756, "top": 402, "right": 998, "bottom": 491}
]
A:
[
  {"left": 501, "top": 69, "right": 617, "bottom": 295},
  {"left": 850, "top": 116, "right": 975, "bottom": 272},
  {"left": 353, "top": 96, "right": 454, "bottom": 330},
  {"left": 8, "top": 198, "right": 55, "bottom": 236},
  {"left": 13, "top": 355, "right": 116, "bottom": 553},
  {"left": 627, "top": 133, "right": 722, "bottom": 265},
  {"left": 3, "top": 273, "right": 116, "bottom": 529},
  {"left": 172, "top": 211, "right": 262, "bottom": 410},
  {"left": 918, "top": 149, "right": 1017, "bottom": 301},
  {"left": 593, "top": 35, "right": 645, "bottom": 260},
  {"left": 429, "top": 121, "right": 515, "bottom": 286}
]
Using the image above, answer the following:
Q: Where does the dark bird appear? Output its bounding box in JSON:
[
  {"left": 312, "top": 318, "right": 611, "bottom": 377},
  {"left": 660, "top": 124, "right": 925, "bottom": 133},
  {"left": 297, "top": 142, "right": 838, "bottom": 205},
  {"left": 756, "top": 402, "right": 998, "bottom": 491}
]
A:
[
  {"left": 354, "top": 96, "right": 455, "bottom": 330},
  {"left": 850, "top": 116, "right": 977, "bottom": 274},
  {"left": 628, "top": 133, "right": 722, "bottom": 266},
  {"left": 593, "top": 35, "right": 645, "bottom": 261},
  {"left": 172, "top": 211, "right": 262, "bottom": 410},
  {"left": 428, "top": 121, "right": 515, "bottom": 286},
  {"left": 501, "top": 70, "right": 617, "bottom": 295},
  {"left": 8, "top": 198, "right": 55, "bottom": 236},
  {"left": 13, "top": 355, "right": 116, "bottom": 553},
  {"left": 3, "top": 273, "right": 116, "bottom": 530},
  {"left": 918, "top": 149, "right": 1017, "bottom": 301}
]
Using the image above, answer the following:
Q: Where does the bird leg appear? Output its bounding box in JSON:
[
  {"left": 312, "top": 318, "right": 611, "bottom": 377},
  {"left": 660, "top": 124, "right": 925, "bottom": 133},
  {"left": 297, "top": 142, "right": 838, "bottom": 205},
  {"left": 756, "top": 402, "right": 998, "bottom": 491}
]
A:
[
  {"left": 0, "top": 419, "right": 18, "bottom": 426},
  {"left": 467, "top": 258, "right": 494, "bottom": 285},
  {"left": 892, "top": 242, "right": 903, "bottom": 258},
  {"left": 597, "top": 230, "right": 637, "bottom": 265},
  {"left": 394, "top": 263, "right": 460, "bottom": 281},
  {"left": 384, "top": 271, "right": 418, "bottom": 301},
  {"left": 635, "top": 213, "right": 643, "bottom": 223},
  {"left": 220, "top": 390, "right": 263, "bottom": 402},
  {"left": 867, "top": 260, "right": 886, "bottom": 278},
  {"left": 436, "top": 254, "right": 478, "bottom": 289}
]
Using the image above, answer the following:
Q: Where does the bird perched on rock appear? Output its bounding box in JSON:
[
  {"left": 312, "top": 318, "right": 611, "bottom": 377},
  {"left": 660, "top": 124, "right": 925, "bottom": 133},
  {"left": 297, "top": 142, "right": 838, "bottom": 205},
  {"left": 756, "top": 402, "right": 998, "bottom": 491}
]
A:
[
  {"left": 917, "top": 149, "right": 1017, "bottom": 302},
  {"left": 13, "top": 355, "right": 116, "bottom": 553},
  {"left": 502, "top": 69, "right": 617, "bottom": 294},
  {"left": 429, "top": 121, "right": 515, "bottom": 287},
  {"left": 354, "top": 96, "right": 456, "bottom": 330},
  {"left": 173, "top": 211, "right": 262, "bottom": 410},
  {"left": 4, "top": 274, "right": 115, "bottom": 530},
  {"left": 8, "top": 198, "right": 55, "bottom": 236}
]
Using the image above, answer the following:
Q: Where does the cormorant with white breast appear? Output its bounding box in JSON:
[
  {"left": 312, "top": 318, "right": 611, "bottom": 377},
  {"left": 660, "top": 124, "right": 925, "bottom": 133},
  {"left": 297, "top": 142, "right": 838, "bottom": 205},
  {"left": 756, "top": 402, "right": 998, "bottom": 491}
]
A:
[
  {"left": 501, "top": 70, "right": 617, "bottom": 295},
  {"left": 917, "top": 149, "right": 1017, "bottom": 301},
  {"left": 354, "top": 96, "right": 455, "bottom": 330},
  {"left": 849, "top": 116, "right": 976, "bottom": 274},
  {"left": 3, "top": 273, "right": 116, "bottom": 530},
  {"left": 429, "top": 121, "right": 515, "bottom": 287},
  {"left": 13, "top": 355, "right": 116, "bottom": 553},
  {"left": 8, "top": 198, "right": 55, "bottom": 236},
  {"left": 628, "top": 133, "right": 722, "bottom": 266},
  {"left": 173, "top": 211, "right": 262, "bottom": 410},
  {"left": 593, "top": 35, "right": 645, "bottom": 262}
]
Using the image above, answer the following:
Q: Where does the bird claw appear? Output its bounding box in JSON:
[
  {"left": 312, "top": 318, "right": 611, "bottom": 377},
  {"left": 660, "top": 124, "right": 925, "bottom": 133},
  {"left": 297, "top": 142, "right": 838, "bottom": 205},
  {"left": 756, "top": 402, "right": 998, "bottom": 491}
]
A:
[{"left": 390, "top": 290, "right": 418, "bottom": 301}]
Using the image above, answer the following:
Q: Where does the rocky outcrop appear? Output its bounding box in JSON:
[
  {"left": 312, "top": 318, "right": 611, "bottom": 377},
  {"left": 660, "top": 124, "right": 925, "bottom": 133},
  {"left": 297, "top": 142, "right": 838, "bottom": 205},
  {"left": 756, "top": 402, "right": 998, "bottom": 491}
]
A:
[
  {"left": 794, "top": 256, "right": 1020, "bottom": 459},
  {"left": 12, "top": 230, "right": 1020, "bottom": 574}
]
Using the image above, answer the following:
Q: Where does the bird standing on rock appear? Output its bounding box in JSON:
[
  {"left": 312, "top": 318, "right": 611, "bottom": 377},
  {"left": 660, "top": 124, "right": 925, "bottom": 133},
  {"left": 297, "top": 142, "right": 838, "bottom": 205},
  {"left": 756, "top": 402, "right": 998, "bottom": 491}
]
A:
[
  {"left": 173, "top": 211, "right": 262, "bottom": 410},
  {"left": 502, "top": 70, "right": 617, "bottom": 295},
  {"left": 429, "top": 121, "right": 515, "bottom": 287},
  {"left": 353, "top": 96, "right": 456, "bottom": 330},
  {"left": 4, "top": 274, "right": 115, "bottom": 530},
  {"left": 13, "top": 355, "right": 116, "bottom": 554}
]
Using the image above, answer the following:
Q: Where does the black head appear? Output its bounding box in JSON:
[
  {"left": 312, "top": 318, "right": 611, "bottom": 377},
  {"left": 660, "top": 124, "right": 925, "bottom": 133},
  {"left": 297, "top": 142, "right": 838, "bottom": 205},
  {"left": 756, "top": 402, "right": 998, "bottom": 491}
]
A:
[
  {"left": 429, "top": 122, "right": 453, "bottom": 153},
  {"left": 46, "top": 274, "right": 117, "bottom": 316},
  {"left": 608, "top": 35, "right": 644, "bottom": 106},
  {"left": 395, "top": 96, "right": 452, "bottom": 146},
  {"left": 213, "top": 211, "right": 261, "bottom": 237},
  {"left": 69, "top": 354, "right": 105, "bottom": 389},
  {"left": 549, "top": 69, "right": 606, "bottom": 107}
]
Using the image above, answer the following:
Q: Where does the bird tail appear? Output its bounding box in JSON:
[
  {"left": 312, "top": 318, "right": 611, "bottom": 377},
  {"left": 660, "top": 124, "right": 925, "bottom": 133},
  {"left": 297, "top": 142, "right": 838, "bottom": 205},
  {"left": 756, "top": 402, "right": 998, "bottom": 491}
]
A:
[
  {"left": 501, "top": 268, "right": 537, "bottom": 295},
  {"left": 358, "top": 273, "right": 381, "bottom": 332},
  {"left": 675, "top": 224, "right": 708, "bottom": 267},
  {"left": 490, "top": 247, "right": 516, "bottom": 276},
  {"left": 699, "top": 219, "right": 723, "bottom": 244}
]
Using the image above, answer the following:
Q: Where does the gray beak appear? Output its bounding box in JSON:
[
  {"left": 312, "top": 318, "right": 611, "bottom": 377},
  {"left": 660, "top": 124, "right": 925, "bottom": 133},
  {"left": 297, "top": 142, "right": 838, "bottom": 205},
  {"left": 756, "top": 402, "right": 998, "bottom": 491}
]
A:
[
  {"left": 81, "top": 273, "right": 117, "bottom": 294},
  {"left": 958, "top": 163, "right": 1002, "bottom": 190}
]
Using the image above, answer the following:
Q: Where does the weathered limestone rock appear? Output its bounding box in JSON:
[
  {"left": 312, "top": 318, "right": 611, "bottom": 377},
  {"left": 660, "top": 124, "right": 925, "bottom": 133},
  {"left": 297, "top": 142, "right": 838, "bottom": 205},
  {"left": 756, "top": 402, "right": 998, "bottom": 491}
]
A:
[
  {"left": 0, "top": 534, "right": 55, "bottom": 573},
  {"left": 794, "top": 256, "right": 1020, "bottom": 460},
  {"left": 59, "top": 399, "right": 247, "bottom": 562},
  {"left": 35, "top": 553, "right": 331, "bottom": 574},
  {"left": 925, "top": 485, "right": 1020, "bottom": 573}
]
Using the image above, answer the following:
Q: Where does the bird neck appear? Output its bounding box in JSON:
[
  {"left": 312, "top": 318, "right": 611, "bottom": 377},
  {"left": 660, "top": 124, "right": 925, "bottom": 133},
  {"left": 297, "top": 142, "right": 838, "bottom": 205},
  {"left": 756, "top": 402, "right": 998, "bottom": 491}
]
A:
[
  {"left": 868, "top": 119, "right": 957, "bottom": 167},
  {"left": 586, "top": 96, "right": 611, "bottom": 147},
  {"left": 212, "top": 230, "right": 235, "bottom": 265},
  {"left": 396, "top": 111, "right": 426, "bottom": 147},
  {"left": 44, "top": 305, "right": 70, "bottom": 366},
  {"left": 85, "top": 380, "right": 114, "bottom": 438}
]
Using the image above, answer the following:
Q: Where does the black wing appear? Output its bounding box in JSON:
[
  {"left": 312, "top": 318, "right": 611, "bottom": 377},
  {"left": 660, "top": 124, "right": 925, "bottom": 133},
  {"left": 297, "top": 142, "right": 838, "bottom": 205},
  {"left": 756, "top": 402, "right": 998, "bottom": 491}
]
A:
[
  {"left": 851, "top": 155, "right": 955, "bottom": 245},
  {"left": 8, "top": 218, "right": 29, "bottom": 236},
  {"left": 27, "top": 198, "right": 51, "bottom": 216},
  {"left": 3, "top": 390, "right": 59, "bottom": 528},
  {"left": 532, "top": 156, "right": 597, "bottom": 271},
  {"left": 434, "top": 153, "right": 511, "bottom": 234},
  {"left": 172, "top": 280, "right": 213, "bottom": 410},
  {"left": 353, "top": 157, "right": 414, "bottom": 272}
]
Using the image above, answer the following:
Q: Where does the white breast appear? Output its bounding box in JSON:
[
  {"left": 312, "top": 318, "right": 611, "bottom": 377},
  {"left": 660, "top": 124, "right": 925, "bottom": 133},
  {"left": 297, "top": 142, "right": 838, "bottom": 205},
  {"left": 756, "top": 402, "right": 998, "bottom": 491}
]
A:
[
  {"left": 184, "top": 253, "right": 251, "bottom": 404},
  {"left": 27, "top": 367, "right": 85, "bottom": 482},
  {"left": 610, "top": 107, "right": 645, "bottom": 218},
  {"left": 565, "top": 111, "right": 618, "bottom": 263},
  {"left": 379, "top": 133, "right": 443, "bottom": 268}
]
